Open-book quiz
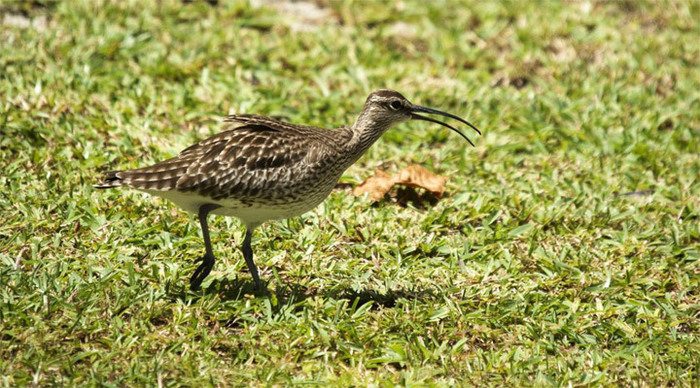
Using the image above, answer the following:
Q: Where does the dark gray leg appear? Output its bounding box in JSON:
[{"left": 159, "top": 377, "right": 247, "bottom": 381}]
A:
[
  {"left": 190, "top": 204, "right": 220, "bottom": 290},
  {"left": 241, "top": 228, "right": 263, "bottom": 289}
]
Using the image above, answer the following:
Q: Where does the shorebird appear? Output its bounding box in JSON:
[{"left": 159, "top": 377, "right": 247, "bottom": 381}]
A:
[{"left": 95, "top": 90, "right": 480, "bottom": 291}]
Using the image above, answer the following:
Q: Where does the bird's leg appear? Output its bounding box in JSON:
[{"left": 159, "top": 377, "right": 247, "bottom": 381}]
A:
[
  {"left": 190, "top": 204, "right": 220, "bottom": 290},
  {"left": 241, "top": 227, "right": 263, "bottom": 290}
]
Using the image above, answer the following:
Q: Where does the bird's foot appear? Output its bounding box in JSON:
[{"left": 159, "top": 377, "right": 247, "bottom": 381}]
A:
[
  {"left": 190, "top": 253, "right": 215, "bottom": 291},
  {"left": 253, "top": 278, "right": 265, "bottom": 292}
]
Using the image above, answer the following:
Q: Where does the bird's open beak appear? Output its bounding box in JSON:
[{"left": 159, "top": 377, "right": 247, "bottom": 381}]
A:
[{"left": 409, "top": 105, "right": 481, "bottom": 147}]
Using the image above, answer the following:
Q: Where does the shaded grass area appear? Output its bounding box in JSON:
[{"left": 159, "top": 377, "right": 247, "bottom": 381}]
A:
[{"left": 1, "top": 0, "right": 699, "bottom": 385}]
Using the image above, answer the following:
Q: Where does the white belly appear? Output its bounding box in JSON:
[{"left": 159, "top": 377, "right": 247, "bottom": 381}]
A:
[{"left": 143, "top": 189, "right": 327, "bottom": 227}]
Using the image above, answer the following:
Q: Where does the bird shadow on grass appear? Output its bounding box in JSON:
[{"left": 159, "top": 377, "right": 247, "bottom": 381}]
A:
[
  {"left": 164, "top": 267, "right": 446, "bottom": 319},
  {"left": 186, "top": 276, "right": 443, "bottom": 311}
]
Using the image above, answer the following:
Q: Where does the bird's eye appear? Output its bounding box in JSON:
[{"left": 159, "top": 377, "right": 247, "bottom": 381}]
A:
[{"left": 389, "top": 100, "right": 402, "bottom": 110}]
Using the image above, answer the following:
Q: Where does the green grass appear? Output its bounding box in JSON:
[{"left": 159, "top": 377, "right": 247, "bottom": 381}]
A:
[{"left": 1, "top": 0, "right": 699, "bottom": 385}]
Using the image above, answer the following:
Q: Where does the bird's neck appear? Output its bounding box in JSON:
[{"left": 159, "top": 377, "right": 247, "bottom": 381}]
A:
[{"left": 345, "top": 109, "right": 393, "bottom": 158}]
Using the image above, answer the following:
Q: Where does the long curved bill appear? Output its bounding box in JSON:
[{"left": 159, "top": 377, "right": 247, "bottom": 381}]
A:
[{"left": 410, "top": 105, "right": 481, "bottom": 147}]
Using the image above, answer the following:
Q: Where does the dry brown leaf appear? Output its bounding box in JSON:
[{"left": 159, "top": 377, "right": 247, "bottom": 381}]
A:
[
  {"left": 395, "top": 165, "right": 447, "bottom": 197},
  {"left": 353, "top": 165, "right": 447, "bottom": 202},
  {"left": 352, "top": 169, "right": 397, "bottom": 201}
]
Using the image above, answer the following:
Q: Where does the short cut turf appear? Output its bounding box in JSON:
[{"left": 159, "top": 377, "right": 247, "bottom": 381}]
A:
[{"left": 0, "top": 0, "right": 698, "bottom": 385}]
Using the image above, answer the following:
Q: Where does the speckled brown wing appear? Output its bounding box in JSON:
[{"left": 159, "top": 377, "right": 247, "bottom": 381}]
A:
[
  {"left": 99, "top": 115, "right": 334, "bottom": 201},
  {"left": 175, "top": 124, "right": 317, "bottom": 200}
]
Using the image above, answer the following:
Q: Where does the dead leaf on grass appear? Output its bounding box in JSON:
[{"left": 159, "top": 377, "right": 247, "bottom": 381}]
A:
[
  {"left": 352, "top": 164, "right": 447, "bottom": 202},
  {"left": 352, "top": 169, "right": 397, "bottom": 201},
  {"left": 395, "top": 164, "right": 446, "bottom": 197}
]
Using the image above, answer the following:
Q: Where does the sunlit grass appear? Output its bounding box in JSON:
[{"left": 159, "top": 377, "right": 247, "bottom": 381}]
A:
[{"left": 1, "top": 0, "right": 698, "bottom": 385}]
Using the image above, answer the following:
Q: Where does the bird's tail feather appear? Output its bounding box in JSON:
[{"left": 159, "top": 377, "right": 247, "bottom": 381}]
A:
[
  {"left": 94, "top": 171, "right": 123, "bottom": 189},
  {"left": 94, "top": 167, "right": 183, "bottom": 190}
]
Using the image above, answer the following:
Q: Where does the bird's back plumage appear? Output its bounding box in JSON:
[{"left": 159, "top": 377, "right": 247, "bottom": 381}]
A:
[{"left": 96, "top": 114, "right": 355, "bottom": 222}]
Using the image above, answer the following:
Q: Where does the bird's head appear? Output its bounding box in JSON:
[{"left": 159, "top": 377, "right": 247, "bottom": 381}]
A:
[{"left": 355, "top": 89, "right": 481, "bottom": 146}]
